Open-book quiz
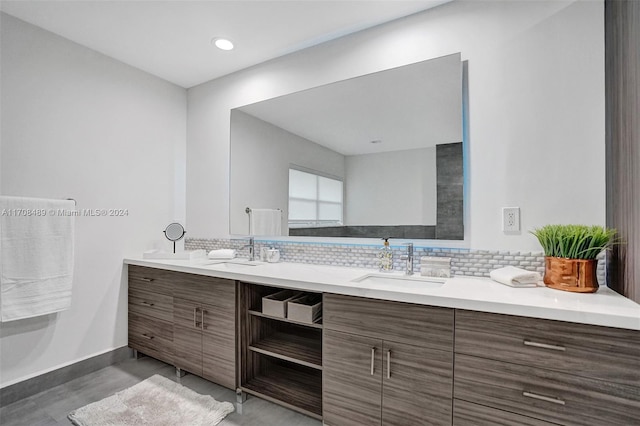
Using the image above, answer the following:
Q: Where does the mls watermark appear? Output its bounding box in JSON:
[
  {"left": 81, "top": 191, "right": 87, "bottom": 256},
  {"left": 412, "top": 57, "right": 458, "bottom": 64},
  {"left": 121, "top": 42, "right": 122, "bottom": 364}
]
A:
[{"left": 1, "top": 208, "right": 129, "bottom": 217}]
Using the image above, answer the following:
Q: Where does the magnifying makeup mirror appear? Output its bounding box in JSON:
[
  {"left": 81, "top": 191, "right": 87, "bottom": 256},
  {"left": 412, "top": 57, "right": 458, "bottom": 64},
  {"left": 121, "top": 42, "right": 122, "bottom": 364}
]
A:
[{"left": 163, "top": 222, "right": 186, "bottom": 253}]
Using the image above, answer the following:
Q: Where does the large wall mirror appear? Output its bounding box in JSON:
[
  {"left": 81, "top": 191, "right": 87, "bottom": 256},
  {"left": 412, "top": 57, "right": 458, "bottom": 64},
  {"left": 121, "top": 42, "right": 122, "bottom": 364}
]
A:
[{"left": 230, "top": 52, "right": 464, "bottom": 240}]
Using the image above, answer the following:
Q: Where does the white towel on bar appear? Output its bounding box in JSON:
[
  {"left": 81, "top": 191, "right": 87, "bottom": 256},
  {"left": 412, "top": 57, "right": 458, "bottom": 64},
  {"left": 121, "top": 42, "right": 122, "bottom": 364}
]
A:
[
  {"left": 249, "top": 209, "right": 282, "bottom": 236},
  {"left": 0, "top": 196, "right": 75, "bottom": 322},
  {"left": 208, "top": 249, "right": 236, "bottom": 259},
  {"left": 489, "top": 266, "right": 541, "bottom": 288}
]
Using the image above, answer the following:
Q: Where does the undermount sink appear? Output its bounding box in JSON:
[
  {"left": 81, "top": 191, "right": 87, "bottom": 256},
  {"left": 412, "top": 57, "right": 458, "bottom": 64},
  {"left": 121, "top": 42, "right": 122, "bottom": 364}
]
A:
[
  {"left": 206, "top": 259, "right": 263, "bottom": 267},
  {"left": 351, "top": 272, "right": 446, "bottom": 290}
]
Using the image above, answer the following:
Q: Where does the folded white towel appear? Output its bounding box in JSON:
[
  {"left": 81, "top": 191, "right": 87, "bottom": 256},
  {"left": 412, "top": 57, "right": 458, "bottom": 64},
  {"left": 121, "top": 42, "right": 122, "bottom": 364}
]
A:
[
  {"left": 208, "top": 249, "right": 236, "bottom": 259},
  {"left": 1, "top": 196, "right": 75, "bottom": 322},
  {"left": 490, "top": 266, "right": 541, "bottom": 288}
]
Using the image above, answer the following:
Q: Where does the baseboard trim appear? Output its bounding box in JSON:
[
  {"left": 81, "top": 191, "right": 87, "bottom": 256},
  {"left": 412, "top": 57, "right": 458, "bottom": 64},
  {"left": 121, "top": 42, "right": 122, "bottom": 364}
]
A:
[{"left": 0, "top": 346, "right": 131, "bottom": 407}]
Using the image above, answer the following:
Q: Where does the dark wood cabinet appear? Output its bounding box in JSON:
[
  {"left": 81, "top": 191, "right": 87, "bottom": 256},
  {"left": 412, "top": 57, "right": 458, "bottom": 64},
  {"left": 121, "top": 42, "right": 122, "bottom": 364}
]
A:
[
  {"left": 453, "top": 309, "right": 640, "bottom": 425},
  {"left": 173, "top": 297, "right": 236, "bottom": 389},
  {"left": 128, "top": 264, "right": 640, "bottom": 425},
  {"left": 127, "top": 265, "right": 174, "bottom": 365},
  {"left": 238, "top": 282, "right": 323, "bottom": 420},
  {"left": 127, "top": 265, "right": 236, "bottom": 390},
  {"left": 453, "top": 399, "right": 557, "bottom": 426},
  {"left": 455, "top": 309, "right": 640, "bottom": 385},
  {"left": 202, "top": 301, "right": 236, "bottom": 387},
  {"left": 128, "top": 312, "right": 174, "bottom": 364},
  {"left": 172, "top": 298, "right": 205, "bottom": 375},
  {"left": 381, "top": 340, "right": 452, "bottom": 426},
  {"left": 455, "top": 353, "right": 640, "bottom": 425},
  {"left": 323, "top": 293, "right": 453, "bottom": 352},
  {"left": 172, "top": 279, "right": 236, "bottom": 390},
  {"left": 323, "top": 330, "right": 382, "bottom": 426},
  {"left": 323, "top": 294, "right": 454, "bottom": 426}
]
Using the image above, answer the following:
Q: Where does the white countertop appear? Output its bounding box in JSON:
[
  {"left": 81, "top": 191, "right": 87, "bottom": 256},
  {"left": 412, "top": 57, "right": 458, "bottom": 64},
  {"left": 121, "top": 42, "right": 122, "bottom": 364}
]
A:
[{"left": 124, "top": 257, "right": 640, "bottom": 331}]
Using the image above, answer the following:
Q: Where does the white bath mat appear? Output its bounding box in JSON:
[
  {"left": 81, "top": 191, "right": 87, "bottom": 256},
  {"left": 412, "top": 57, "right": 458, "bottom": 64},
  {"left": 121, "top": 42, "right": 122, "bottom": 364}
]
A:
[{"left": 68, "top": 374, "right": 234, "bottom": 426}]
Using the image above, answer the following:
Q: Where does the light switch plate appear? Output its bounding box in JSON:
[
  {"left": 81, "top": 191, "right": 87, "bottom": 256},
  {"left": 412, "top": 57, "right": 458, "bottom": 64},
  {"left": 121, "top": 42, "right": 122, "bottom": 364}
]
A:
[{"left": 502, "top": 207, "right": 520, "bottom": 232}]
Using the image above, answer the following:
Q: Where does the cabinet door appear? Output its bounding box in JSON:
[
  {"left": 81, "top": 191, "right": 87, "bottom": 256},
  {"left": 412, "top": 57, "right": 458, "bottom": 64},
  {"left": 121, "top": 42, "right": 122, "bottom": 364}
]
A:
[
  {"left": 323, "top": 329, "right": 382, "bottom": 426},
  {"left": 173, "top": 297, "right": 203, "bottom": 375},
  {"left": 201, "top": 300, "right": 236, "bottom": 389},
  {"left": 382, "top": 341, "right": 453, "bottom": 426}
]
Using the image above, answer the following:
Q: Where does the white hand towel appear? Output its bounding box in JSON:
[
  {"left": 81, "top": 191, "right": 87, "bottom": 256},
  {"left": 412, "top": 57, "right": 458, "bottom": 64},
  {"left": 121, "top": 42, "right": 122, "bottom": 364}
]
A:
[
  {"left": 490, "top": 266, "right": 541, "bottom": 288},
  {"left": 208, "top": 249, "right": 237, "bottom": 259},
  {"left": 249, "top": 209, "right": 282, "bottom": 236},
  {"left": 0, "top": 196, "right": 75, "bottom": 322}
]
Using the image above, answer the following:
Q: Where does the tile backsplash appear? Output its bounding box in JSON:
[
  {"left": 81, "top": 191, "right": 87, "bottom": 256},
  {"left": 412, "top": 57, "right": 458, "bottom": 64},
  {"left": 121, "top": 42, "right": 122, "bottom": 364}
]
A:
[
  {"left": 186, "top": 237, "right": 605, "bottom": 284},
  {"left": 187, "top": 237, "right": 536, "bottom": 275}
]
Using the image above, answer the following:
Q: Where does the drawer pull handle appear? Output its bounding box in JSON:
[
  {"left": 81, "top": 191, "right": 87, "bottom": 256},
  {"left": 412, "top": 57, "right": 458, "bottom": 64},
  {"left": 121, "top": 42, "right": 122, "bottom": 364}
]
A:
[
  {"left": 193, "top": 307, "right": 200, "bottom": 328},
  {"left": 140, "top": 277, "right": 154, "bottom": 282},
  {"left": 370, "top": 348, "right": 376, "bottom": 375},
  {"left": 140, "top": 301, "right": 155, "bottom": 307},
  {"left": 523, "top": 391, "right": 565, "bottom": 405},
  {"left": 523, "top": 340, "right": 566, "bottom": 351},
  {"left": 386, "top": 350, "right": 391, "bottom": 379},
  {"left": 141, "top": 334, "right": 154, "bottom": 340},
  {"left": 201, "top": 309, "right": 206, "bottom": 330}
]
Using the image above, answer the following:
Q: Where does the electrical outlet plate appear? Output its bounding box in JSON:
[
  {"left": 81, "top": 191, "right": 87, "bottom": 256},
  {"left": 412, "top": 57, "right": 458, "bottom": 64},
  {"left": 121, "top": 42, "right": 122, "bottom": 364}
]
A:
[{"left": 502, "top": 207, "right": 520, "bottom": 232}]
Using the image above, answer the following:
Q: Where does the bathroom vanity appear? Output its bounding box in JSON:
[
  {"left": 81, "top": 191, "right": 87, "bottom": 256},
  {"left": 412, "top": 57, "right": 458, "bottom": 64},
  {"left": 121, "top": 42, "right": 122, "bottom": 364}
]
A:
[
  {"left": 128, "top": 265, "right": 236, "bottom": 389},
  {"left": 124, "top": 258, "right": 640, "bottom": 425}
]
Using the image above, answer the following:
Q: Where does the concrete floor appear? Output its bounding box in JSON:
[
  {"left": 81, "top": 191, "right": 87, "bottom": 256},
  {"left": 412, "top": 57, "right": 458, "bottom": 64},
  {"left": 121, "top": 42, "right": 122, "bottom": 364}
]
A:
[{"left": 0, "top": 356, "right": 322, "bottom": 426}]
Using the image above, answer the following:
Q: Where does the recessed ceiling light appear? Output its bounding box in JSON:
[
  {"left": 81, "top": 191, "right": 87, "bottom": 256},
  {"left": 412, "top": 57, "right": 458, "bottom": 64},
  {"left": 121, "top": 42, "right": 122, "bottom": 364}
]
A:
[{"left": 212, "top": 38, "right": 234, "bottom": 51}]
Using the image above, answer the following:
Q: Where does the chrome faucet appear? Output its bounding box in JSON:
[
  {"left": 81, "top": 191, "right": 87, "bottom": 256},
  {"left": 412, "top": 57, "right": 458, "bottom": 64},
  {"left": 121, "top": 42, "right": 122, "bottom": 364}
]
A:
[
  {"left": 400, "top": 243, "right": 414, "bottom": 275},
  {"left": 241, "top": 237, "right": 255, "bottom": 261}
]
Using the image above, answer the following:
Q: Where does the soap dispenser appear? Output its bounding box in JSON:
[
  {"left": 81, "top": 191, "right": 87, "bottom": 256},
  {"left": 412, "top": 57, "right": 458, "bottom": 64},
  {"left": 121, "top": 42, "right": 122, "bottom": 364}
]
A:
[{"left": 378, "top": 238, "right": 393, "bottom": 272}]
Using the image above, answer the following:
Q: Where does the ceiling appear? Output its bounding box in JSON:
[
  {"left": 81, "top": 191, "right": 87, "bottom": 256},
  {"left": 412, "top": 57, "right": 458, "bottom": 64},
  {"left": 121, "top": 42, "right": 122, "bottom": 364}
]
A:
[
  {"left": 0, "top": 0, "right": 450, "bottom": 88},
  {"left": 237, "top": 53, "right": 462, "bottom": 156}
]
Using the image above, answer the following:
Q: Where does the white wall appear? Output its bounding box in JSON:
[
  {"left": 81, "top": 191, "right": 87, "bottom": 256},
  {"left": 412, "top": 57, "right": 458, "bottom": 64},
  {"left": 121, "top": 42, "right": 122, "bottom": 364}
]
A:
[
  {"left": 229, "top": 110, "right": 345, "bottom": 235},
  {"left": 187, "top": 0, "right": 604, "bottom": 251},
  {"left": 0, "top": 14, "right": 187, "bottom": 386},
  {"left": 345, "top": 148, "right": 436, "bottom": 226}
]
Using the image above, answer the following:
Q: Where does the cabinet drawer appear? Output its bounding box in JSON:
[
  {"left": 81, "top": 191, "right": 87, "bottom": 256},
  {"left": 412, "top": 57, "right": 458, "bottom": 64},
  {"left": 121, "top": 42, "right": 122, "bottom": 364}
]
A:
[
  {"left": 129, "top": 288, "right": 173, "bottom": 322},
  {"left": 172, "top": 274, "right": 235, "bottom": 308},
  {"left": 453, "top": 400, "right": 557, "bottom": 426},
  {"left": 454, "top": 354, "right": 640, "bottom": 425},
  {"left": 324, "top": 294, "right": 453, "bottom": 351},
  {"left": 129, "top": 312, "right": 173, "bottom": 363},
  {"left": 128, "top": 265, "right": 175, "bottom": 296},
  {"left": 455, "top": 309, "right": 640, "bottom": 385}
]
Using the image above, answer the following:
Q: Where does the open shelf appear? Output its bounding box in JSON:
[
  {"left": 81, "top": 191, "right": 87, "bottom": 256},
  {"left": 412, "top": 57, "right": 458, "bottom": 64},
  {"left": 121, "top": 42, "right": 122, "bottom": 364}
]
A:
[
  {"left": 249, "top": 309, "right": 323, "bottom": 329},
  {"left": 242, "top": 362, "right": 322, "bottom": 419},
  {"left": 239, "top": 282, "right": 324, "bottom": 420},
  {"left": 249, "top": 331, "right": 322, "bottom": 370}
]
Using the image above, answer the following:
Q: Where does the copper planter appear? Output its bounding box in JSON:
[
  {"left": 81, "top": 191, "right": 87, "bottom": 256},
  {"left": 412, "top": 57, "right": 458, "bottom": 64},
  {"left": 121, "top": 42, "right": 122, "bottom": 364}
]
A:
[{"left": 543, "top": 257, "right": 599, "bottom": 293}]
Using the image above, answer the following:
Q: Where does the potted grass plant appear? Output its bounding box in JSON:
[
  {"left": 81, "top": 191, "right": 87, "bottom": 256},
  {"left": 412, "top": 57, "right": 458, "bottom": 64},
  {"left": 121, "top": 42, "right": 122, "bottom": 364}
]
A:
[{"left": 531, "top": 225, "right": 617, "bottom": 293}]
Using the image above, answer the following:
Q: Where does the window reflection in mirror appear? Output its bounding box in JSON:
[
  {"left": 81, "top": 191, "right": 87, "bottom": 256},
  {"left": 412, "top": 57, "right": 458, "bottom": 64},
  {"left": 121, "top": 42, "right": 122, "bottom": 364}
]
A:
[{"left": 289, "top": 167, "right": 344, "bottom": 229}]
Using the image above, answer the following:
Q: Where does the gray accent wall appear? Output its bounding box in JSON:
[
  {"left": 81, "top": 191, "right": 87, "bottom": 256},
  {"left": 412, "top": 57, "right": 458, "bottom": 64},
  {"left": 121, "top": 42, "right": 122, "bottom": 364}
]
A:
[
  {"left": 289, "top": 225, "right": 435, "bottom": 239},
  {"left": 436, "top": 142, "right": 464, "bottom": 239}
]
